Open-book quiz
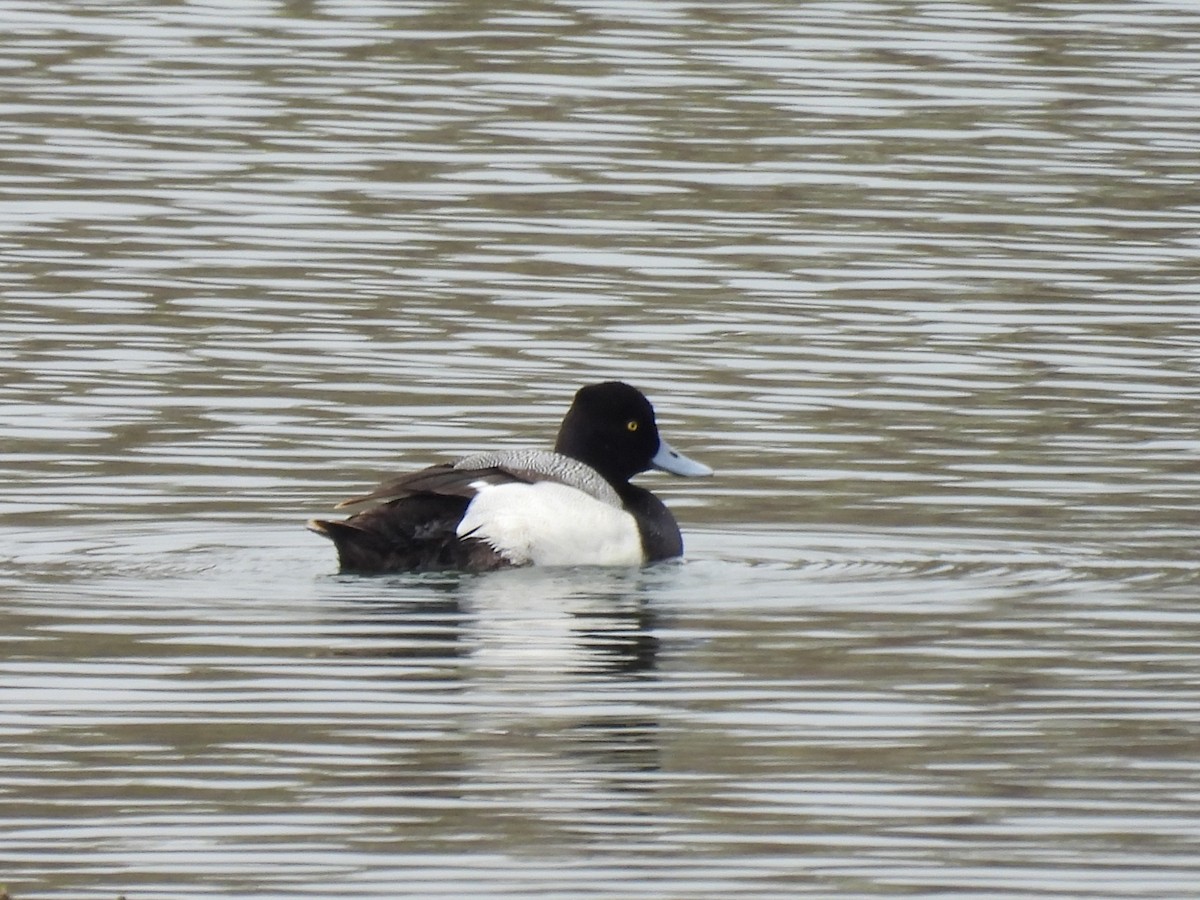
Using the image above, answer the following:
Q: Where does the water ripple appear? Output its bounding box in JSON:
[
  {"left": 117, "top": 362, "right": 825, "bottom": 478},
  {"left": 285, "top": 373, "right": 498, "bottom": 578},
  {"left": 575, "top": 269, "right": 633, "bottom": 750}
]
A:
[{"left": 4, "top": 1, "right": 1200, "bottom": 897}]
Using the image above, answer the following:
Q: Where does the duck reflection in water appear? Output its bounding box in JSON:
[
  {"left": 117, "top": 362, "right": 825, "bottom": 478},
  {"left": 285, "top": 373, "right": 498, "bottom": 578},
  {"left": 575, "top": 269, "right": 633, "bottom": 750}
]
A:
[
  {"left": 324, "top": 567, "right": 661, "bottom": 678},
  {"left": 320, "top": 567, "right": 667, "bottom": 809}
]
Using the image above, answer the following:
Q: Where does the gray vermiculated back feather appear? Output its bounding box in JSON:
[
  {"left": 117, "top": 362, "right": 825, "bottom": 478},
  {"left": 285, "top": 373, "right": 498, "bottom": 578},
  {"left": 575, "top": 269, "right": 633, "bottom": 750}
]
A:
[{"left": 454, "top": 449, "right": 622, "bottom": 508}]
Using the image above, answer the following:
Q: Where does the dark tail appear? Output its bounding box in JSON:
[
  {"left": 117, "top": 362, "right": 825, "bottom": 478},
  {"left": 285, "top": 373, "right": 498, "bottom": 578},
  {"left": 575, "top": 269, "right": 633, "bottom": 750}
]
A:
[
  {"left": 307, "top": 495, "right": 508, "bottom": 574},
  {"left": 307, "top": 519, "right": 394, "bottom": 572}
]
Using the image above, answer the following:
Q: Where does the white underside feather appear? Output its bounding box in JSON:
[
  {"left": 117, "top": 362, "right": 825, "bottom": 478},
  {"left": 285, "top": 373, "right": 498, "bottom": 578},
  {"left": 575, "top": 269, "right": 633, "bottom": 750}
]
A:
[{"left": 456, "top": 481, "right": 644, "bottom": 567}]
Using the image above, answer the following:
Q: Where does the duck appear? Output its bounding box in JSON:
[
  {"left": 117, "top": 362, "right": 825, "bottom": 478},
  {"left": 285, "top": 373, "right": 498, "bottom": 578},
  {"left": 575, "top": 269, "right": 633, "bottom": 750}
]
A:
[{"left": 307, "top": 381, "right": 713, "bottom": 573}]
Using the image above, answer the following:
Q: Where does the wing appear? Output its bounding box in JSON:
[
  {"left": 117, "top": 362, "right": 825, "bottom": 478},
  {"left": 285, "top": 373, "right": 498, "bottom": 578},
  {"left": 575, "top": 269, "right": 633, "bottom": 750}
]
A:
[
  {"left": 335, "top": 463, "right": 536, "bottom": 509},
  {"left": 454, "top": 449, "right": 621, "bottom": 507}
]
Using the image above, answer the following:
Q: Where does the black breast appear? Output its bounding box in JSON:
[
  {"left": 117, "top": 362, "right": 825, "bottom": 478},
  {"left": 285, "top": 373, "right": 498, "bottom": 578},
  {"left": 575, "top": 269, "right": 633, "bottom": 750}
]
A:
[{"left": 619, "top": 484, "right": 683, "bottom": 561}]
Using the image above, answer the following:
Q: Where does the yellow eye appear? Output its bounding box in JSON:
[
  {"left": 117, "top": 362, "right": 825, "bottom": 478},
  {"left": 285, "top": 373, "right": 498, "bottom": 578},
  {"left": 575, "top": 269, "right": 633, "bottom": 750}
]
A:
[{"left": 626, "top": 419, "right": 639, "bottom": 432}]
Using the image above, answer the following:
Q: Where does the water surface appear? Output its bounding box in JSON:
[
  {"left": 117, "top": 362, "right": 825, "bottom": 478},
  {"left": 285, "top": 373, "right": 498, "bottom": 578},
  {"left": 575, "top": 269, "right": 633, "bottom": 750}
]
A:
[{"left": 3, "top": 1, "right": 1200, "bottom": 897}]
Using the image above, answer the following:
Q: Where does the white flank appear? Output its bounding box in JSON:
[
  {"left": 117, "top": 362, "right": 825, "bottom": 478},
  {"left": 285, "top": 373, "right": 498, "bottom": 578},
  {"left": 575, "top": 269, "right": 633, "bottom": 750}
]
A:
[{"left": 456, "top": 481, "right": 644, "bottom": 567}]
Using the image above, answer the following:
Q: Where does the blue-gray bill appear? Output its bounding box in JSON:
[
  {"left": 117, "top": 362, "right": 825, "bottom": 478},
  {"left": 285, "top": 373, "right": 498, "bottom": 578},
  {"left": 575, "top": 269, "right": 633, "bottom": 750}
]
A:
[{"left": 651, "top": 439, "right": 713, "bottom": 477}]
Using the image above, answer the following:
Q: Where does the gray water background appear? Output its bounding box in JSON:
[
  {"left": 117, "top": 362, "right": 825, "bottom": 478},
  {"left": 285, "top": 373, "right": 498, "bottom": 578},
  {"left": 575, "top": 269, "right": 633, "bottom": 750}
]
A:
[{"left": 2, "top": 1, "right": 1199, "bottom": 897}]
